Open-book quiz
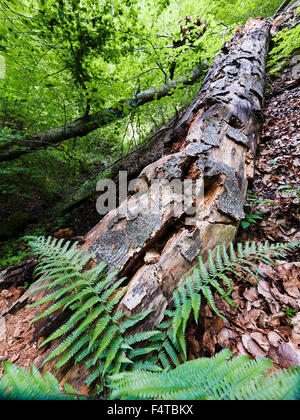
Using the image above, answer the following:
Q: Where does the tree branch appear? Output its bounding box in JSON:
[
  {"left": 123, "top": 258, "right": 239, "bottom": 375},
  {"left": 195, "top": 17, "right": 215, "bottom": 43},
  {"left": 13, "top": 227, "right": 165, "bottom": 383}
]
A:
[
  {"left": 273, "top": 0, "right": 293, "bottom": 17},
  {"left": 0, "top": 64, "right": 207, "bottom": 163}
]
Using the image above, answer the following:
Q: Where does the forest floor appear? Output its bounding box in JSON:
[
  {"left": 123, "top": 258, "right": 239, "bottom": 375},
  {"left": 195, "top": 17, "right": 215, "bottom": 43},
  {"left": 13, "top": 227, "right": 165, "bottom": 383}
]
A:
[
  {"left": 0, "top": 58, "right": 299, "bottom": 376},
  {"left": 186, "top": 60, "right": 300, "bottom": 367}
]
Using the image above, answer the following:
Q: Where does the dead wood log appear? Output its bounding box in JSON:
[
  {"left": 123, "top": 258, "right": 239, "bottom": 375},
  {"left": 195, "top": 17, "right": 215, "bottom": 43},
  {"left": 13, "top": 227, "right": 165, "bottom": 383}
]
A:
[
  {"left": 273, "top": 0, "right": 298, "bottom": 18},
  {"left": 81, "top": 18, "right": 272, "bottom": 329}
]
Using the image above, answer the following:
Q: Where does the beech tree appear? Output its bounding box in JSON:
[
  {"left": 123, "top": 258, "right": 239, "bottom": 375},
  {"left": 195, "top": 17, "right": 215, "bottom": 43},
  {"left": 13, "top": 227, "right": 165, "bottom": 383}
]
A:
[{"left": 0, "top": 0, "right": 286, "bottom": 163}]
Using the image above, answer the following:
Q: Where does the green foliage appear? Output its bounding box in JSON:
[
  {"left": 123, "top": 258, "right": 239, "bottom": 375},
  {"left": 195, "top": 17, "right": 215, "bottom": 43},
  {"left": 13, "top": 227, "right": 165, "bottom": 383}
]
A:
[
  {"left": 26, "top": 235, "right": 160, "bottom": 389},
  {"left": 0, "top": 237, "right": 28, "bottom": 271},
  {"left": 241, "top": 190, "right": 275, "bottom": 229},
  {"left": 145, "top": 313, "right": 187, "bottom": 369},
  {"left": 205, "top": 0, "right": 284, "bottom": 25},
  {"left": 170, "top": 240, "right": 300, "bottom": 355},
  {"left": 278, "top": 184, "right": 300, "bottom": 202},
  {"left": 0, "top": 216, "right": 68, "bottom": 271},
  {"left": 109, "top": 348, "right": 300, "bottom": 400},
  {"left": 4, "top": 236, "right": 296, "bottom": 400},
  {"left": 0, "top": 361, "right": 81, "bottom": 400},
  {"left": 0, "top": 0, "right": 283, "bottom": 148},
  {"left": 0, "top": 0, "right": 289, "bottom": 254},
  {"left": 240, "top": 212, "right": 264, "bottom": 229},
  {"left": 282, "top": 306, "right": 297, "bottom": 325},
  {"left": 268, "top": 7, "right": 300, "bottom": 74}
]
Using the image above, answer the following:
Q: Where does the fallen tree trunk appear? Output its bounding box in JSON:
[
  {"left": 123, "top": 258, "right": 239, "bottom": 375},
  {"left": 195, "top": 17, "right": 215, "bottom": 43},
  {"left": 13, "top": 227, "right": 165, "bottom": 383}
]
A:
[
  {"left": 81, "top": 18, "right": 271, "bottom": 329},
  {"left": 0, "top": 258, "right": 37, "bottom": 293},
  {"left": 22, "top": 17, "right": 272, "bottom": 391},
  {"left": 0, "top": 17, "right": 274, "bottom": 393}
]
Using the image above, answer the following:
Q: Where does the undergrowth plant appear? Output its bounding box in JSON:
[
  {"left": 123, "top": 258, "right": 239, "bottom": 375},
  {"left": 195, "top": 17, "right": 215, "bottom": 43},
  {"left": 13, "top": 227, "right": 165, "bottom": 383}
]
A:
[
  {"left": 268, "top": 7, "right": 300, "bottom": 75},
  {"left": 171, "top": 240, "right": 300, "bottom": 355},
  {"left": 109, "top": 349, "right": 300, "bottom": 400},
  {"left": 26, "top": 236, "right": 160, "bottom": 393},
  {"left": 0, "top": 361, "right": 81, "bottom": 400},
  {"left": 24, "top": 236, "right": 300, "bottom": 398},
  {"left": 241, "top": 190, "right": 275, "bottom": 229}
]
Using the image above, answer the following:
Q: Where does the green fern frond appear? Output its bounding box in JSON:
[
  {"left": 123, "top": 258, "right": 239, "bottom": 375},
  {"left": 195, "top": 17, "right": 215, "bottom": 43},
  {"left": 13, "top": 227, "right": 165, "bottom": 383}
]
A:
[
  {"left": 0, "top": 362, "right": 82, "bottom": 400},
  {"left": 26, "top": 235, "right": 300, "bottom": 397},
  {"left": 171, "top": 240, "right": 300, "bottom": 340},
  {"left": 26, "top": 236, "right": 157, "bottom": 388},
  {"left": 125, "top": 330, "right": 160, "bottom": 346},
  {"left": 109, "top": 349, "right": 300, "bottom": 400}
]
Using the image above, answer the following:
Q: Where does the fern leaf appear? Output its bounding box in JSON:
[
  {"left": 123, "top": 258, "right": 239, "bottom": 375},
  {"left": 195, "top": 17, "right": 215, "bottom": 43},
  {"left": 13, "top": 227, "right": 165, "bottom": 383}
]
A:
[
  {"left": 103, "top": 336, "right": 123, "bottom": 375},
  {"left": 172, "top": 290, "right": 183, "bottom": 340},
  {"left": 109, "top": 350, "right": 300, "bottom": 401},
  {"left": 42, "top": 328, "right": 83, "bottom": 366},
  {"left": 163, "top": 339, "right": 180, "bottom": 367},
  {"left": 191, "top": 292, "right": 201, "bottom": 323},
  {"left": 89, "top": 314, "right": 111, "bottom": 349},
  {"left": 201, "top": 285, "right": 225, "bottom": 320},
  {"left": 125, "top": 331, "right": 160, "bottom": 346},
  {"left": 93, "top": 325, "right": 119, "bottom": 360},
  {"left": 118, "top": 309, "right": 152, "bottom": 333},
  {"left": 38, "top": 311, "right": 86, "bottom": 348},
  {"left": 54, "top": 336, "right": 90, "bottom": 370}
]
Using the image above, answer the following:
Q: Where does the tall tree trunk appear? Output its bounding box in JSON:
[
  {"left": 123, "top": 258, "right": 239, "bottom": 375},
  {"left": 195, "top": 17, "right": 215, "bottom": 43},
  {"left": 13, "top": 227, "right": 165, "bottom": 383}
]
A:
[{"left": 81, "top": 18, "right": 271, "bottom": 328}]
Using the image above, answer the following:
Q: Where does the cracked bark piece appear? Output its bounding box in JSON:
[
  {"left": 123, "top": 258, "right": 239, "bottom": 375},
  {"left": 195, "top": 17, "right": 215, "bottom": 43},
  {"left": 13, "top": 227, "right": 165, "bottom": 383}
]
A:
[
  {"left": 177, "top": 228, "right": 202, "bottom": 262},
  {"left": 155, "top": 156, "right": 186, "bottom": 179},
  {"left": 219, "top": 179, "right": 246, "bottom": 220},
  {"left": 89, "top": 231, "right": 130, "bottom": 274},
  {"left": 197, "top": 156, "right": 236, "bottom": 179},
  {"left": 202, "top": 117, "right": 222, "bottom": 146},
  {"left": 144, "top": 249, "right": 160, "bottom": 264},
  {"left": 184, "top": 142, "right": 211, "bottom": 157},
  {"left": 120, "top": 265, "right": 168, "bottom": 327},
  {"left": 226, "top": 126, "right": 249, "bottom": 146},
  {"left": 123, "top": 283, "right": 147, "bottom": 311}
]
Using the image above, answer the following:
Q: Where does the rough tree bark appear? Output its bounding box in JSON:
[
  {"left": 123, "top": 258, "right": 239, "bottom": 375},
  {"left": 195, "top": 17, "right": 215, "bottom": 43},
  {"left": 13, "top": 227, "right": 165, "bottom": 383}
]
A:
[
  {"left": 0, "top": 259, "right": 37, "bottom": 291},
  {"left": 274, "top": 0, "right": 295, "bottom": 17},
  {"left": 80, "top": 18, "right": 271, "bottom": 329}
]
